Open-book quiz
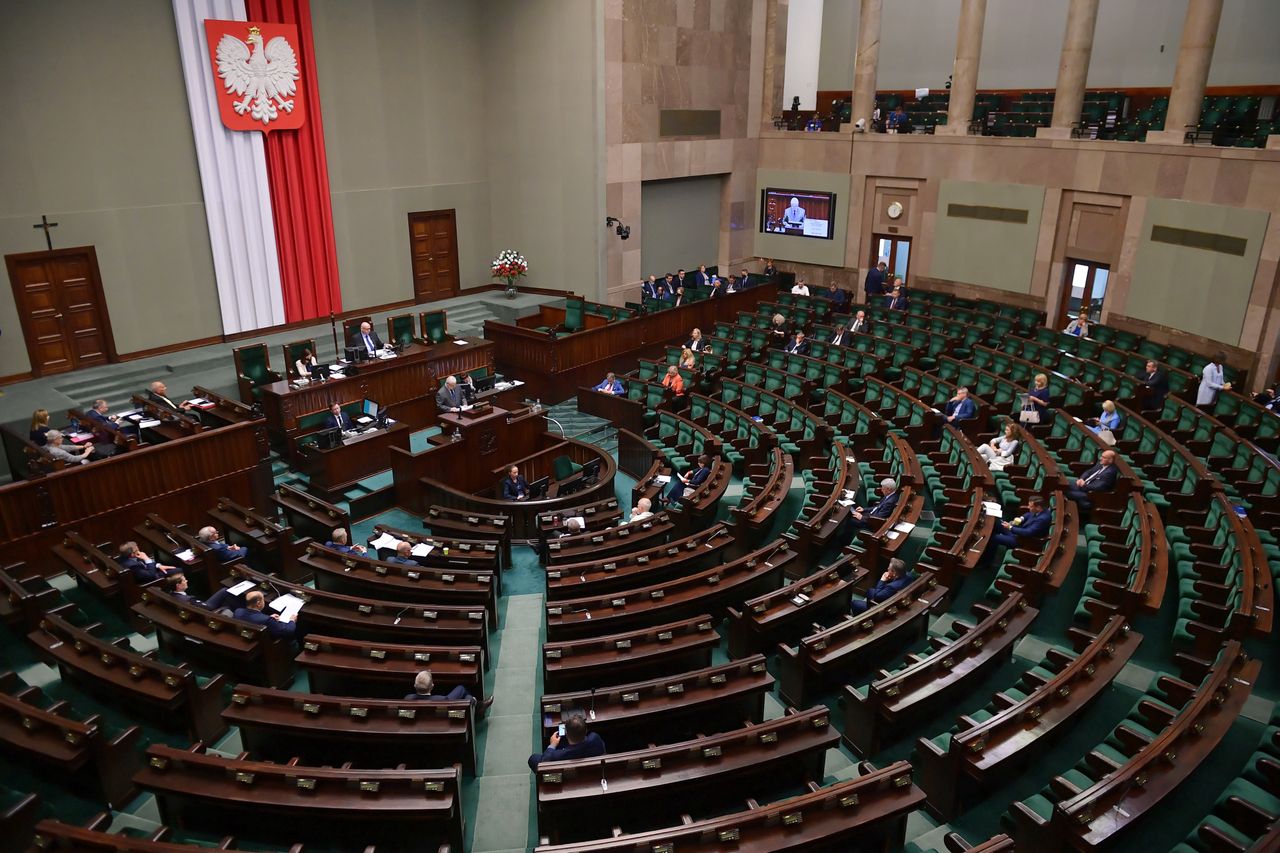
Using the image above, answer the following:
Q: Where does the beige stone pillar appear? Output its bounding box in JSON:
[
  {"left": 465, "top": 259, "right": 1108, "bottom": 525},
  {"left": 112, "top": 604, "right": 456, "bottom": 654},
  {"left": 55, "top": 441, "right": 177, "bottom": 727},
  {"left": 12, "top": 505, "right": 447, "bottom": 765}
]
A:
[
  {"left": 1038, "top": 0, "right": 1100, "bottom": 139},
  {"left": 761, "top": 0, "right": 789, "bottom": 131},
  {"left": 850, "top": 0, "right": 882, "bottom": 129},
  {"left": 938, "top": 0, "right": 987, "bottom": 136},
  {"left": 1146, "top": 0, "right": 1224, "bottom": 144}
]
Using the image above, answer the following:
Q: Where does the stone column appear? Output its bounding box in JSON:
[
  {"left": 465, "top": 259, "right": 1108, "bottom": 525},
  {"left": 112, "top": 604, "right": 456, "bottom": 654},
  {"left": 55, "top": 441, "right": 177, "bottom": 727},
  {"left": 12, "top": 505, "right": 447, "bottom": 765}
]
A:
[
  {"left": 849, "top": 0, "right": 882, "bottom": 129},
  {"left": 938, "top": 0, "right": 987, "bottom": 136},
  {"left": 760, "top": 0, "right": 789, "bottom": 131},
  {"left": 1038, "top": 0, "right": 1100, "bottom": 139},
  {"left": 1147, "top": 0, "right": 1224, "bottom": 144}
]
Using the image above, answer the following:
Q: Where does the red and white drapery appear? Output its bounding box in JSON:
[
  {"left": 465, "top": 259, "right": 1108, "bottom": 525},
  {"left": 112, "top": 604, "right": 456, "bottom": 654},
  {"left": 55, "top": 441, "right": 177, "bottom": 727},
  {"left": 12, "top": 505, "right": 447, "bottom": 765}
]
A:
[{"left": 172, "top": 0, "right": 341, "bottom": 334}]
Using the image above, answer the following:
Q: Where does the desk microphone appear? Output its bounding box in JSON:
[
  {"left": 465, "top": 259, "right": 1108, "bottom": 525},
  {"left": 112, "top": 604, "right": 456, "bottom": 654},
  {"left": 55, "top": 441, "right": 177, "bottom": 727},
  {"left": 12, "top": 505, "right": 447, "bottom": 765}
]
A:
[
  {"left": 392, "top": 606, "right": 413, "bottom": 626},
  {"left": 589, "top": 688, "right": 596, "bottom": 721}
]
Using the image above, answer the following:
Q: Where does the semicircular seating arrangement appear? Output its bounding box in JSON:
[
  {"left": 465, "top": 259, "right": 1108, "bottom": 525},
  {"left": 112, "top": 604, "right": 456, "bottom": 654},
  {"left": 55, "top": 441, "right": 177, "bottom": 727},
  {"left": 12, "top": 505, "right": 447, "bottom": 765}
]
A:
[{"left": 0, "top": 284, "right": 1274, "bottom": 853}]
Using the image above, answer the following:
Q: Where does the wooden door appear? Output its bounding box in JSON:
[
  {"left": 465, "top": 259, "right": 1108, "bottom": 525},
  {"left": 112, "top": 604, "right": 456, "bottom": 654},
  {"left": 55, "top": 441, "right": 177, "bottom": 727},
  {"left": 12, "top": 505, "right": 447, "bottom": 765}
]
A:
[
  {"left": 6, "top": 247, "right": 116, "bottom": 376},
  {"left": 408, "top": 210, "right": 460, "bottom": 303}
]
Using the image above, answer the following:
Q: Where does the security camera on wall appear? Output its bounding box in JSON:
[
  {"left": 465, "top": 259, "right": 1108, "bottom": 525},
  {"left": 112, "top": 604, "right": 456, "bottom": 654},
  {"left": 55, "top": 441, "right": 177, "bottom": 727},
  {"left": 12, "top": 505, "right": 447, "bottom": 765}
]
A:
[{"left": 854, "top": 118, "right": 867, "bottom": 133}]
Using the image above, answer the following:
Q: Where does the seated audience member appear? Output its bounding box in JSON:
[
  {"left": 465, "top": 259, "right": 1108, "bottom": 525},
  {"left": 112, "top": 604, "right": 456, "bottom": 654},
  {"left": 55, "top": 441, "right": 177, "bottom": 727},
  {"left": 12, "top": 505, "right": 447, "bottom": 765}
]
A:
[
  {"left": 846, "top": 478, "right": 900, "bottom": 533},
  {"left": 805, "top": 114, "right": 822, "bottom": 132},
  {"left": 1254, "top": 387, "right": 1279, "bottom": 412},
  {"left": 350, "top": 321, "right": 384, "bottom": 358},
  {"left": 295, "top": 347, "right": 319, "bottom": 379},
  {"left": 1196, "top": 352, "right": 1232, "bottom": 408},
  {"left": 864, "top": 261, "right": 887, "bottom": 298},
  {"left": 148, "top": 381, "right": 197, "bottom": 416},
  {"left": 561, "top": 517, "right": 585, "bottom": 536},
  {"left": 724, "top": 275, "right": 739, "bottom": 294},
  {"left": 85, "top": 398, "right": 136, "bottom": 448},
  {"left": 662, "top": 365, "right": 686, "bottom": 397},
  {"left": 762, "top": 259, "right": 777, "bottom": 280},
  {"left": 977, "top": 422, "right": 1020, "bottom": 468},
  {"left": 851, "top": 558, "right": 914, "bottom": 615},
  {"left": 324, "top": 402, "right": 355, "bottom": 432},
  {"left": 944, "top": 386, "right": 976, "bottom": 423},
  {"left": 791, "top": 278, "right": 810, "bottom": 296},
  {"left": 830, "top": 286, "right": 852, "bottom": 313},
  {"left": 674, "top": 268, "right": 689, "bottom": 291},
  {"left": 1062, "top": 312, "right": 1090, "bottom": 337},
  {"left": 29, "top": 408, "right": 51, "bottom": 446},
  {"left": 841, "top": 310, "right": 871, "bottom": 340},
  {"left": 629, "top": 497, "right": 654, "bottom": 523},
  {"left": 1140, "top": 360, "right": 1170, "bottom": 410},
  {"left": 694, "top": 264, "right": 712, "bottom": 289},
  {"left": 43, "top": 430, "right": 93, "bottom": 466},
  {"left": 233, "top": 590, "right": 296, "bottom": 639},
  {"left": 117, "top": 542, "right": 176, "bottom": 583},
  {"left": 326, "top": 528, "right": 367, "bottom": 555},
  {"left": 387, "top": 541, "right": 420, "bottom": 566},
  {"left": 502, "top": 465, "right": 530, "bottom": 501},
  {"left": 593, "top": 373, "right": 624, "bottom": 395},
  {"left": 784, "top": 331, "right": 810, "bottom": 355},
  {"left": 435, "top": 375, "right": 466, "bottom": 413},
  {"left": 85, "top": 399, "right": 115, "bottom": 427},
  {"left": 685, "top": 329, "right": 707, "bottom": 352},
  {"left": 641, "top": 275, "right": 663, "bottom": 300},
  {"left": 1087, "top": 400, "right": 1122, "bottom": 437},
  {"left": 739, "top": 267, "right": 752, "bottom": 288},
  {"left": 406, "top": 670, "right": 493, "bottom": 718},
  {"left": 197, "top": 526, "right": 248, "bottom": 563},
  {"left": 663, "top": 273, "right": 677, "bottom": 297},
  {"left": 529, "top": 713, "right": 606, "bottom": 770},
  {"left": 988, "top": 495, "right": 1052, "bottom": 558},
  {"left": 768, "top": 313, "right": 789, "bottom": 345},
  {"left": 707, "top": 275, "right": 723, "bottom": 297},
  {"left": 165, "top": 572, "right": 237, "bottom": 612},
  {"left": 665, "top": 454, "right": 711, "bottom": 505},
  {"left": 1020, "top": 373, "right": 1052, "bottom": 424},
  {"left": 1065, "top": 449, "right": 1119, "bottom": 510},
  {"left": 887, "top": 105, "right": 909, "bottom": 132},
  {"left": 887, "top": 286, "right": 908, "bottom": 311},
  {"left": 671, "top": 284, "right": 686, "bottom": 305},
  {"left": 679, "top": 347, "right": 698, "bottom": 370}
]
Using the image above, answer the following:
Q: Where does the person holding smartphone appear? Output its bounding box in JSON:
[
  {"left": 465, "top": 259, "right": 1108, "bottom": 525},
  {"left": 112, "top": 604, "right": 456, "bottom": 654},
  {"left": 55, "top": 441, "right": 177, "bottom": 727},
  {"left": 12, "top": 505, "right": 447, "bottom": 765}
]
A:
[{"left": 528, "top": 713, "right": 605, "bottom": 770}]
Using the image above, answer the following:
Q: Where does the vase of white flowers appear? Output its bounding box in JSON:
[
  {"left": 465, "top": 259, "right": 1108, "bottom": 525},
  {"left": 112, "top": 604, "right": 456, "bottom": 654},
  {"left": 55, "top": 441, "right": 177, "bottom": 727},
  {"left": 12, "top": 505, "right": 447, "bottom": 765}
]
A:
[{"left": 492, "top": 249, "right": 528, "bottom": 299}]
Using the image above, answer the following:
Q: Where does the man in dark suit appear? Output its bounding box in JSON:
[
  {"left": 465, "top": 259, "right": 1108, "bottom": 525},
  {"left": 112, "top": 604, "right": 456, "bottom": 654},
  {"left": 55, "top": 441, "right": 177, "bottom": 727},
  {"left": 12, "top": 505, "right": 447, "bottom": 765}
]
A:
[
  {"left": 116, "top": 542, "right": 176, "bottom": 583},
  {"left": 1065, "top": 450, "right": 1119, "bottom": 510},
  {"left": 86, "top": 398, "right": 138, "bottom": 445},
  {"left": 665, "top": 454, "right": 712, "bottom": 504},
  {"left": 406, "top": 670, "right": 492, "bottom": 718},
  {"left": 694, "top": 264, "right": 712, "bottom": 289},
  {"left": 641, "top": 275, "right": 663, "bottom": 300},
  {"left": 986, "top": 495, "right": 1052, "bottom": 562},
  {"left": 324, "top": 403, "right": 355, "bottom": 432},
  {"left": 165, "top": 572, "right": 237, "bottom": 611},
  {"left": 436, "top": 376, "right": 466, "bottom": 413},
  {"left": 147, "top": 381, "right": 197, "bottom": 418},
  {"left": 887, "top": 286, "right": 908, "bottom": 311},
  {"left": 1140, "top": 360, "right": 1170, "bottom": 410},
  {"left": 502, "top": 466, "right": 530, "bottom": 501},
  {"left": 197, "top": 526, "right": 247, "bottom": 563},
  {"left": 663, "top": 273, "right": 677, "bottom": 297},
  {"left": 846, "top": 478, "right": 900, "bottom": 536},
  {"left": 233, "top": 590, "right": 296, "bottom": 639},
  {"left": 326, "top": 528, "right": 367, "bottom": 555},
  {"left": 851, "top": 558, "right": 914, "bottom": 614},
  {"left": 784, "top": 331, "right": 810, "bottom": 355},
  {"left": 529, "top": 713, "right": 606, "bottom": 770},
  {"left": 350, "top": 321, "right": 383, "bottom": 358},
  {"left": 674, "top": 268, "right": 689, "bottom": 292},
  {"left": 944, "top": 387, "right": 977, "bottom": 424},
  {"left": 864, "top": 262, "right": 888, "bottom": 298},
  {"left": 387, "top": 541, "right": 420, "bottom": 566}
]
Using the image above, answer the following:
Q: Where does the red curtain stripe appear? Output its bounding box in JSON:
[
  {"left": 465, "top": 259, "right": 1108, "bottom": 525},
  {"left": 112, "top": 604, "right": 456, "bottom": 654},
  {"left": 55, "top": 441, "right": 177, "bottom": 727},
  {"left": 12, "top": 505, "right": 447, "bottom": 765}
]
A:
[{"left": 246, "top": 0, "right": 342, "bottom": 323}]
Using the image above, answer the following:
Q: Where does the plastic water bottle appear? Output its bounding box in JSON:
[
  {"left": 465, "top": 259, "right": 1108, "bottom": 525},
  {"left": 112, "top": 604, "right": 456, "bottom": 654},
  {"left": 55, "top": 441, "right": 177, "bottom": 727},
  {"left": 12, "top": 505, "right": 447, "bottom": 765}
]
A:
[
  {"left": 535, "top": 398, "right": 542, "bottom": 413},
  {"left": 451, "top": 427, "right": 462, "bottom": 442}
]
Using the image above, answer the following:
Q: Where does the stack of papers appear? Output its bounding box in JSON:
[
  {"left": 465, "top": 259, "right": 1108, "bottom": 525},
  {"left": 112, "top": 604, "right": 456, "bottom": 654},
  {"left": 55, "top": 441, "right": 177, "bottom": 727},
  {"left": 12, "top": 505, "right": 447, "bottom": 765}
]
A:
[
  {"left": 139, "top": 419, "right": 162, "bottom": 429},
  {"left": 186, "top": 398, "right": 215, "bottom": 409},
  {"left": 893, "top": 521, "right": 915, "bottom": 534},
  {"left": 228, "top": 580, "right": 257, "bottom": 596},
  {"left": 410, "top": 542, "right": 435, "bottom": 558},
  {"left": 173, "top": 549, "right": 196, "bottom": 563},
  {"left": 269, "top": 593, "right": 305, "bottom": 622},
  {"left": 982, "top": 501, "right": 1003, "bottom": 518},
  {"left": 369, "top": 532, "right": 401, "bottom": 551},
  {"left": 68, "top": 432, "right": 94, "bottom": 444},
  {"left": 654, "top": 475, "right": 672, "bottom": 485}
]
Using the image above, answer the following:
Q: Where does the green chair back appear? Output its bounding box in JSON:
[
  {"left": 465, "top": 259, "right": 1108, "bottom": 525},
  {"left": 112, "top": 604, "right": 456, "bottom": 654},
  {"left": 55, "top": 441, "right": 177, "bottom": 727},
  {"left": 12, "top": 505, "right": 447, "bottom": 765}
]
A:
[
  {"left": 419, "top": 310, "right": 449, "bottom": 344},
  {"left": 387, "top": 314, "right": 416, "bottom": 347},
  {"left": 564, "top": 299, "right": 585, "bottom": 332}
]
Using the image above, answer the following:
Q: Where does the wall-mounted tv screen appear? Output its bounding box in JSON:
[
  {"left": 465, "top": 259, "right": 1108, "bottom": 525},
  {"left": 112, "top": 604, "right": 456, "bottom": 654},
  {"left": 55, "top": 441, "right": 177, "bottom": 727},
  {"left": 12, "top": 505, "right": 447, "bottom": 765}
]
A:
[{"left": 760, "top": 188, "right": 836, "bottom": 240}]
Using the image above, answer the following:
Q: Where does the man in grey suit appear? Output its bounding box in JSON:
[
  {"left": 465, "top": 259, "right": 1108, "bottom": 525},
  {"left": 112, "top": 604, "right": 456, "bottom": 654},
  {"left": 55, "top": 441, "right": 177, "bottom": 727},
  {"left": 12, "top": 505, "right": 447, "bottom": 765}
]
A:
[{"left": 436, "top": 375, "right": 466, "bottom": 413}]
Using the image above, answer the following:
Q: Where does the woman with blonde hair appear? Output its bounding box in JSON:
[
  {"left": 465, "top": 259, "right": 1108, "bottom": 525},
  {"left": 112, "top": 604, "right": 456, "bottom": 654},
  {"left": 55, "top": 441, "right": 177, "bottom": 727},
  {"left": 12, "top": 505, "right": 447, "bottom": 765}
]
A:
[
  {"left": 29, "top": 408, "right": 51, "bottom": 446},
  {"left": 1088, "top": 399, "right": 1122, "bottom": 443},
  {"left": 1020, "top": 373, "right": 1052, "bottom": 425},
  {"left": 679, "top": 347, "right": 697, "bottom": 370}
]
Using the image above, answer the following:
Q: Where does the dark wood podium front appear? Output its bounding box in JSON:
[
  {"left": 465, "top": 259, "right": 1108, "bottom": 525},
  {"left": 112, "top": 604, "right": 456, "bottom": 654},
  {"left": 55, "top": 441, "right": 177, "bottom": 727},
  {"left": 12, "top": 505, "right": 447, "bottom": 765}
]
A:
[{"left": 301, "top": 421, "right": 412, "bottom": 500}]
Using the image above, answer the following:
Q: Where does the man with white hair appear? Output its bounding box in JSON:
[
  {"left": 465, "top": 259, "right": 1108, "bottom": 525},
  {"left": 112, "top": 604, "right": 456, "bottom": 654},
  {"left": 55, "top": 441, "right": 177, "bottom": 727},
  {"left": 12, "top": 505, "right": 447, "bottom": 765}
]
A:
[
  {"left": 783, "top": 197, "right": 806, "bottom": 227},
  {"left": 436, "top": 375, "right": 465, "bottom": 413},
  {"left": 846, "top": 478, "right": 900, "bottom": 535},
  {"left": 197, "top": 526, "right": 248, "bottom": 563},
  {"left": 147, "top": 380, "right": 196, "bottom": 416},
  {"left": 43, "top": 430, "right": 93, "bottom": 466},
  {"left": 629, "top": 497, "right": 654, "bottom": 523},
  {"left": 405, "top": 669, "right": 493, "bottom": 718}
]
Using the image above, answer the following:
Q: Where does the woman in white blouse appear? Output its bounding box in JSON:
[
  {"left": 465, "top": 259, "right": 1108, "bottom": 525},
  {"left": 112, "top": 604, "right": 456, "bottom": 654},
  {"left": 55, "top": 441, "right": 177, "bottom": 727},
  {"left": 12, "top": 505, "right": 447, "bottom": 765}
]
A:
[
  {"left": 978, "top": 421, "right": 1020, "bottom": 467},
  {"left": 295, "top": 347, "right": 318, "bottom": 379}
]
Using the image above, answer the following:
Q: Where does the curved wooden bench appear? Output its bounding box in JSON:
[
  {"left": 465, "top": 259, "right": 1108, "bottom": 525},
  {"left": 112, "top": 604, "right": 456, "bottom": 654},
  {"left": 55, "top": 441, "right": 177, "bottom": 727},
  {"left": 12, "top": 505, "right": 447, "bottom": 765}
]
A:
[
  {"left": 296, "top": 634, "right": 482, "bottom": 700},
  {"left": 542, "top": 615, "right": 719, "bottom": 693}
]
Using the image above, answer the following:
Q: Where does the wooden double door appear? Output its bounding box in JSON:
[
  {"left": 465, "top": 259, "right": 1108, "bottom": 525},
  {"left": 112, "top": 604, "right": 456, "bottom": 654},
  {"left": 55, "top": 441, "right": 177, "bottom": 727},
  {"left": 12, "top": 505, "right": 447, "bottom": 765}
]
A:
[
  {"left": 6, "top": 247, "right": 115, "bottom": 376},
  {"left": 408, "top": 210, "right": 460, "bottom": 303}
]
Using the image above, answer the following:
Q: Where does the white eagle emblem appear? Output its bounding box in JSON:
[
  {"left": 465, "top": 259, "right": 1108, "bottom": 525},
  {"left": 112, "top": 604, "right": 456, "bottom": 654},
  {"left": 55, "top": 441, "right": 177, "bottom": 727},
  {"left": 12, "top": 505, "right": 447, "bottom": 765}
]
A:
[{"left": 214, "top": 26, "right": 299, "bottom": 126}]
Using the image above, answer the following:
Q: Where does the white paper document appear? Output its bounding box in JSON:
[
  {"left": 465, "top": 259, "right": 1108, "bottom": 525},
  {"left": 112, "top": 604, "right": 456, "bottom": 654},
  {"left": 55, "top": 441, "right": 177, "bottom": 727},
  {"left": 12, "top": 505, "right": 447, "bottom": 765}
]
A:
[
  {"left": 227, "top": 580, "right": 257, "bottom": 596},
  {"left": 369, "top": 532, "right": 401, "bottom": 551},
  {"left": 886, "top": 530, "right": 901, "bottom": 540},
  {"left": 982, "top": 501, "right": 1004, "bottom": 518},
  {"left": 139, "top": 419, "right": 162, "bottom": 429},
  {"left": 654, "top": 475, "right": 672, "bottom": 485},
  {"left": 411, "top": 542, "right": 435, "bottom": 558},
  {"left": 453, "top": 340, "right": 469, "bottom": 346},
  {"left": 893, "top": 521, "right": 915, "bottom": 534},
  {"left": 173, "top": 549, "right": 196, "bottom": 563},
  {"left": 269, "top": 593, "right": 305, "bottom": 621}
]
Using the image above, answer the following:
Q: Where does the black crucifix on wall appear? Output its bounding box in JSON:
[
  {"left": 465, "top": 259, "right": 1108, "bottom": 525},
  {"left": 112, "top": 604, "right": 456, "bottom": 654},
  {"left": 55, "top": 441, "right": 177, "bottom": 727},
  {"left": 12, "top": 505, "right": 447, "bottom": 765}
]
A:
[{"left": 33, "top": 215, "right": 59, "bottom": 250}]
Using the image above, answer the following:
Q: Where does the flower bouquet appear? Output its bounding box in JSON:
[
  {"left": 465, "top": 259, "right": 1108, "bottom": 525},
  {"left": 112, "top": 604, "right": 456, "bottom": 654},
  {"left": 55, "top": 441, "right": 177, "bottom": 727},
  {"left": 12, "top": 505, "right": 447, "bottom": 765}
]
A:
[{"left": 492, "top": 249, "right": 528, "bottom": 299}]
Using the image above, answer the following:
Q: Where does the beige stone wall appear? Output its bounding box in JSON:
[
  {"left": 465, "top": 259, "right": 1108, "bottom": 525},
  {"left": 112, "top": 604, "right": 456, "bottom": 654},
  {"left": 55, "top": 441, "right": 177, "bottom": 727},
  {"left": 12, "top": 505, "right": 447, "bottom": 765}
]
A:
[
  {"left": 756, "top": 130, "right": 1280, "bottom": 388},
  {"left": 604, "top": 0, "right": 763, "bottom": 306}
]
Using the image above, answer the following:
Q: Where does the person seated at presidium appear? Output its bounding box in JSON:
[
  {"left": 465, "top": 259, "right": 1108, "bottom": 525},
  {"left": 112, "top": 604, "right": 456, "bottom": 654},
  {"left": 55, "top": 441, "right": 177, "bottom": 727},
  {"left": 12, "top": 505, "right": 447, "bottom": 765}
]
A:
[
  {"left": 1062, "top": 312, "right": 1090, "bottom": 337},
  {"left": 502, "top": 466, "right": 530, "bottom": 501},
  {"left": 164, "top": 573, "right": 237, "bottom": 612},
  {"left": 350, "top": 321, "right": 384, "bottom": 358},
  {"left": 406, "top": 670, "right": 493, "bottom": 718},
  {"left": 944, "top": 386, "right": 976, "bottom": 423},
  {"left": 784, "top": 331, "right": 810, "bottom": 356},
  {"left": 326, "top": 528, "right": 367, "bottom": 555},
  {"left": 29, "top": 408, "right": 51, "bottom": 446},
  {"left": 528, "top": 713, "right": 606, "bottom": 770},
  {"left": 593, "top": 373, "right": 624, "bottom": 395},
  {"left": 978, "top": 422, "right": 1021, "bottom": 467},
  {"left": 43, "top": 430, "right": 93, "bottom": 466},
  {"left": 1087, "top": 400, "right": 1123, "bottom": 436},
  {"left": 665, "top": 454, "right": 711, "bottom": 505},
  {"left": 851, "top": 558, "right": 913, "bottom": 615},
  {"left": 325, "top": 403, "right": 355, "bottom": 432},
  {"left": 233, "top": 589, "right": 296, "bottom": 639},
  {"left": 782, "top": 197, "right": 806, "bottom": 228},
  {"left": 1065, "top": 449, "right": 1119, "bottom": 510},
  {"left": 148, "top": 381, "right": 197, "bottom": 416},
  {"left": 197, "top": 526, "right": 247, "bottom": 563},
  {"left": 116, "top": 541, "right": 177, "bottom": 584},
  {"left": 436, "top": 375, "right": 469, "bottom": 413},
  {"left": 295, "top": 347, "right": 318, "bottom": 379}
]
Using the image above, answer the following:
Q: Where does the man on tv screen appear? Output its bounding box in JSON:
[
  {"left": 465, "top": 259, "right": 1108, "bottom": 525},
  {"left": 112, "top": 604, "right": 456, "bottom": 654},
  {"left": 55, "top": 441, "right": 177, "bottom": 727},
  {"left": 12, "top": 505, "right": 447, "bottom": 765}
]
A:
[{"left": 783, "top": 197, "right": 806, "bottom": 228}]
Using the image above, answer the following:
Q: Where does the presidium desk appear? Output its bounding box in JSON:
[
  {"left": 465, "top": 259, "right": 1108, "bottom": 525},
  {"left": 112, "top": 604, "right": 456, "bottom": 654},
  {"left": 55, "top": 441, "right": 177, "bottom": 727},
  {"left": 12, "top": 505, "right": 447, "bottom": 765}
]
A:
[
  {"left": 257, "top": 338, "right": 496, "bottom": 448},
  {"left": 390, "top": 404, "right": 617, "bottom": 539}
]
